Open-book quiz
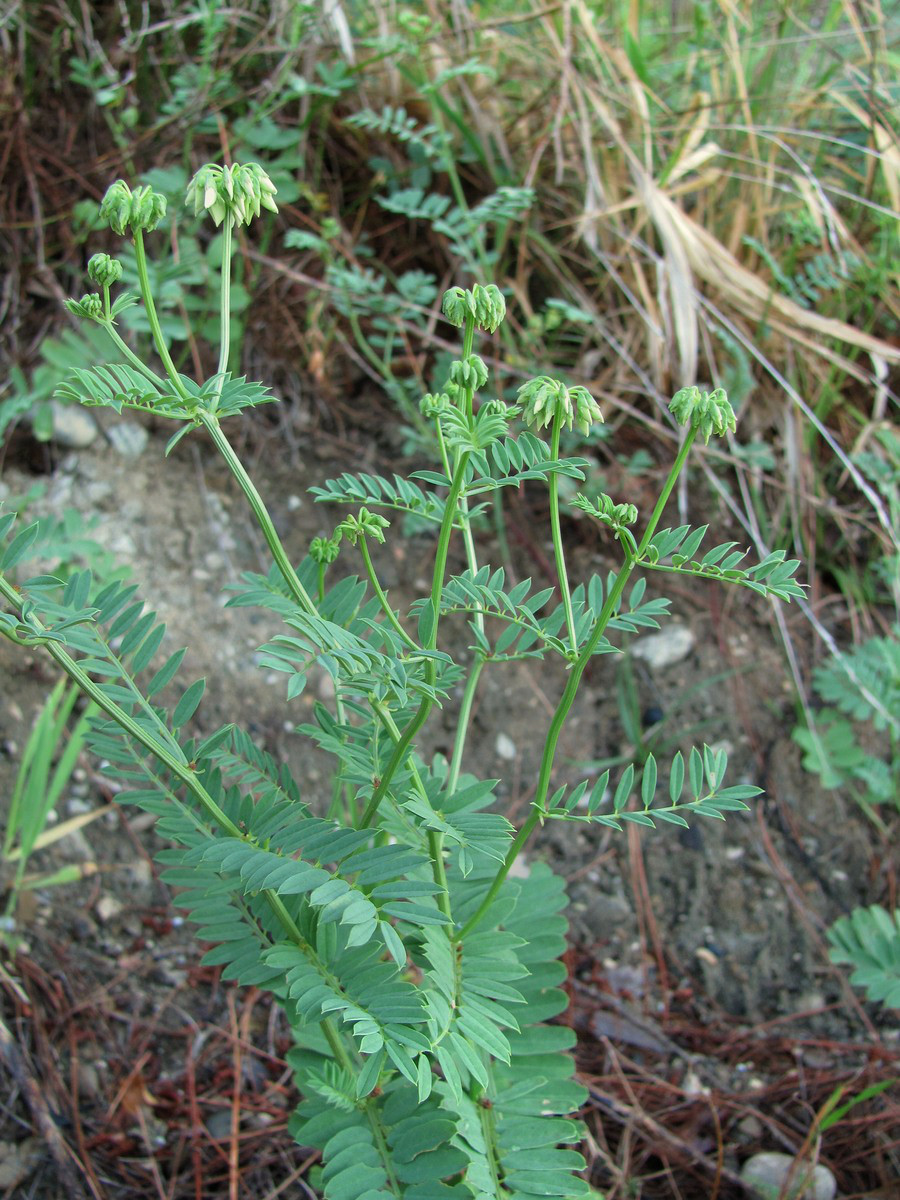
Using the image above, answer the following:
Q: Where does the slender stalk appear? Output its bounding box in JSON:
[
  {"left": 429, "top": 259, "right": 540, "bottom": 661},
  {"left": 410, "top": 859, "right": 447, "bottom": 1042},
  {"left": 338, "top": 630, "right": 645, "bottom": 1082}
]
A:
[
  {"left": 100, "top": 321, "right": 171, "bottom": 391},
  {"left": 548, "top": 414, "right": 577, "bottom": 653},
  {"left": 216, "top": 216, "right": 233, "bottom": 386},
  {"left": 457, "top": 426, "right": 699, "bottom": 939},
  {"left": 359, "top": 442, "right": 472, "bottom": 828},
  {"left": 199, "top": 414, "right": 318, "bottom": 616},
  {"left": 448, "top": 652, "right": 485, "bottom": 795},
  {"left": 358, "top": 535, "right": 419, "bottom": 651},
  {"left": 132, "top": 229, "right": 192, "bottom": 401}
]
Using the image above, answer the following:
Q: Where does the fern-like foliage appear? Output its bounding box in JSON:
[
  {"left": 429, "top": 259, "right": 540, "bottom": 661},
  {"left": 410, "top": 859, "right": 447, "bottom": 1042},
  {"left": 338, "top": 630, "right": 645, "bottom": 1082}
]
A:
[
  {"left": 55, "top": 365, "right": 274, "bottom": 422},
  {"left": 409, "top": 567, "right": 669, "bottom": 662},
  {"left": 827, "top": 905, "right": 900, "bottom": 1010},
  {"left": 545, "top": 744, "right": 761, "bottom": 830},
  {"left": 643, "top": 523, "right": 805, "bottom": 601}
]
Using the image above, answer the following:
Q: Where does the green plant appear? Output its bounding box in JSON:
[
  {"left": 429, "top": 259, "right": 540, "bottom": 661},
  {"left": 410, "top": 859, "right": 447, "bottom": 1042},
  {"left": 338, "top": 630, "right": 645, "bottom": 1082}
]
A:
[
  {"left": 1, "top": 677, "right": 102, "bottom": 949},
  {"left": 793, "top": 628, "right": 899, "bottom": 823},
  {"left": 826, "top": 905, "right": 900, "bottom": 1011},
  {"left": 0, "top": 164, "right": 805, "bottom": 1198}
]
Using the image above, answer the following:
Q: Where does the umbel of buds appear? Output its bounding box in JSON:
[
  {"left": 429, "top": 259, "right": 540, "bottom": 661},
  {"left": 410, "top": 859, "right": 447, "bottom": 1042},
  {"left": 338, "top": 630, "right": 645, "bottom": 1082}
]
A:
[
  {"left": 309, "top": 536, "right": 341, "bottom": 565},
  {"left": 337, "top": 508, "right": 391, "bottom": 546},
  {"left": 669, "top": 386, "right": 736, "bottom": 444},
  {"left": 87, "top": 253, "right": 124, "bottom": 288},
  {"left": 99, "top": 181, "right": 167, "bottom": 235},
  {"left": 185, "top": 162, "right": 278, "bottom": 228},
  {"left": 64, "top": 293, "right": 103, "bottom": 320},
  {"left": 441, "top": 283, "right": 506, "bottom": 333},
  {"left": 517, "top": 376, "right": 603, "bottom": 437}
]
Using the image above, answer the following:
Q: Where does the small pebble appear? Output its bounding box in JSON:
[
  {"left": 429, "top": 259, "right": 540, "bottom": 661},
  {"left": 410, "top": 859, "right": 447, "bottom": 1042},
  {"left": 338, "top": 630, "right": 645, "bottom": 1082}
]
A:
[
  {"left": 49, "top": 402, "right": 98, "bottom": 448},
  {"left": 495, "top": 732, "right": 517, "bottom": 761},
  {"left": 631, "top": 625, "right": 695, "bottom": 670},
  {"left": 95, "top": 895, "right": 124, "bottom": 924},
  {"left": 740, "top": 1151, "right": 836, "bottom": 1200},
  {"left": 107, "top": 422, "right": 149, "bottom": 457}
]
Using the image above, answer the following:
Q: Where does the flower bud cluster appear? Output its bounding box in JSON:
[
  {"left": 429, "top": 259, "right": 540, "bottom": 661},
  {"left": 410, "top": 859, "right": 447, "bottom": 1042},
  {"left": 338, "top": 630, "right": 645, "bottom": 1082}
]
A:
[
  {"left": 517, "top": 376, "right": 603, "bottom": 437},
  {"left": 185, "top": 162, "right": 278, "bottom": 228},
  {"left": 309, "top": 536, "right": 341, "bottom": 565},
  {"left": 337, "top": 508, "right": 391, "bottom": 546},
  {"left": 87, "top": 253, "right": 124, "bottom": 288},
  {"left": 99, "top": 181, "right": 167, "bottom": 235},
  {"left": 573, "top": 492, "right": 638, "bottom": 531},
  {"left": 669, "top": 386, "right": 736, "bottom": 444},
  {"left": 420, "top": 392, "right": 453, "bottom": 420},
  {"left": 64, "top": 293, "right": 103, "bottom": 319},
  {"left": 441, "top": 283, "right": 506, "bottom": 333},
  {"left": 448, "top": 354, "right": 489, "bottom": 391}
]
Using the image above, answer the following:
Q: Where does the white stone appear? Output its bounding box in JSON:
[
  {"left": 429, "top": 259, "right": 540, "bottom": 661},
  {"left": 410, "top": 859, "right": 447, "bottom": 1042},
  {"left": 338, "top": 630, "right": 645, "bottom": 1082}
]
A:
[
  {"left": 495, "top": 732, "right": 517, "bottom": 761},
  {"left": 49, "top": 402, "right": 98, "bottom": 448},
  {"left": 740, "top": 1152, "right": 836, "bottom": 1200},
  {"left": 107, "top": 422, "right": 149, "bottom": 457},
  {"left": 631, "top": 625, "right": 695, "bottom": 670},
  {"left": 95, "top": 895, "right": 123, "bottom": 923}
]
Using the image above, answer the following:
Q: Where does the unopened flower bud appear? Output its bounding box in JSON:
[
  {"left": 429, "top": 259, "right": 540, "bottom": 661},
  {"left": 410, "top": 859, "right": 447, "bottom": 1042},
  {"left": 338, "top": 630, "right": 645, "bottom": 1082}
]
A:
[
  {"left": 338, "top": 508, "right": 391, "bottom": 546},
  {"left": 442, "top": 284, "right": 507, "bottom": 333},
  {"left": 518, "top": 376, "right": 603, "bottom": 436},
  {"left": 309, "top": 536, "right": 341, "bottom": 565},
  {"left": 669, "top": 385, "right": 735, "bottom": 444},
  {"left": 442, "top": 286, "right": 474, "bottom": 328},
  {"left": 99, "top": 180, "right": 167, "bottom": 235},
  {"left": 185, "top": 162, "right": 278, "bottom": 228},
  {"left": 64, "top": 293, "right": 103, "bottom": 319},
  {"left": 420, "top": 392, "right": 452, "bottom": 419},
  {"left": 87, "top": 253, "right": 123, "bottom": 288},
  {"left": 471, "top": 283, "right": 506, "bottom": 333},
  {"left": 449, "top": 354, "right": 489, "bottom": 391}
]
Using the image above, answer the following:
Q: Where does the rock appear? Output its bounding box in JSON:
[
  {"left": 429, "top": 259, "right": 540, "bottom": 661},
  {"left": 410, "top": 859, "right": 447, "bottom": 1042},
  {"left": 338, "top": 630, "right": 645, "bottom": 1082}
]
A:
[
  {"left": 95, "top": 894, "right": 124, "bottom": 924},
  {"left": 49, "top": 402, "right": 98, "bottom": 448},
  {"left": 495, "top": 732, "right": 517, "bottom": 761},
  {"left": 107, "top": 421, "right": 149, "bottom": 457},
  {"left": 631, "top": 625, "right": 695, "bottom": 670},
  {"left": 740, "top": 1152, "right": 836, "bottom": 1200},
  {"left": 0, "top": 1138, "right": 41, "bottom": 1189}
]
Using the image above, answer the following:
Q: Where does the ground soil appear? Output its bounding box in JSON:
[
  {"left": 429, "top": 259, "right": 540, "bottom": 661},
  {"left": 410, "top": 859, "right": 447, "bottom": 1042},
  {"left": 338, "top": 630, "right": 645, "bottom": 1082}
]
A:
[{"left": 0, "top": 413, "right": 896, "bottom": 1199}]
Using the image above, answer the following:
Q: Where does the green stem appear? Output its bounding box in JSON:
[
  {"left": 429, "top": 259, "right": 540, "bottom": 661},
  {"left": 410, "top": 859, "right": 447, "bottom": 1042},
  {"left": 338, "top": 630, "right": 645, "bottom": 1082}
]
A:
[
  {"left": 548, "top": 414, "right": 577, "bottom": 653},
  {"left": 100, "top": 321, "right": 170, "bottom": 391},
  {"left": 448, "top": 653, "right": 485, "bottom": 795},
  {"left": 199, "top": 414, "right": 318, "bottom": 616},
  {"left": 358, "top": 536, "right": 419, "bottom": 651},
  {"left": 132, "top": 229, "right": 192, "bottom": 401},
  {"left": 217, "top": 217, "right": 233, "bottom": 382},
  {"left": 457, "top": 427, "right": 699, "bottom": 939},
  {"left": 371, "top": 699, "right": 452, "bottom": 921},
  {"left": 359, "top": 445, "right": 471, "bottom": 829}
]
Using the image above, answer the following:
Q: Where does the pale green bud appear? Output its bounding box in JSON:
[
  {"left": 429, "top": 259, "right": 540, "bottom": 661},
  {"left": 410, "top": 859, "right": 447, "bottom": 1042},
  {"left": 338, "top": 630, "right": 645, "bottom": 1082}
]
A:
[
  {"left": 185, "top": 162, "right": 278, "bottom": 228},
  {"left": 420, "top": 392, "right": 452, "bottom": 419},
  {"left": 471, "top": 283, "right": 506, "bottom": 333},
  {"left": 449, "top": 354, "right": 489, "bottom": 391},
  {"left": 65, "top": 293, "right": 103, "bottom": 319},
  {"left": 518, "top": 376, "right": 603, "bottom": 436},
  {"left": 99, "top": 180, "right": 167, "bottom": 235},
  {"left": 441, "top": 284, "right": 506, "bottom": 333},
  {"left": 87, "top": 253, "right": 124, "bottom": 288},
  {"left": 442, "top": 286, "right": 475, "bottom": 328},
  {"left": 309, "top": 536, "right": 341, "bottom": 565},
  {"left": 337, "top": 508, "right": 391, "bottom": 546},
  {"left": 669, "top": 385, "right": 736, "bottom": 444}
]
